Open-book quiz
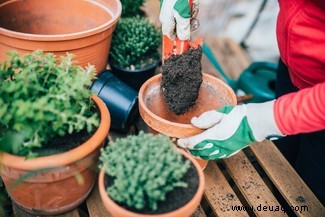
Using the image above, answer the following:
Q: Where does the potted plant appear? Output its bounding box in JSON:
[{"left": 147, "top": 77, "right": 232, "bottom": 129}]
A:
[
  {"left": 120, "top": 0, "right": 146, "bottom": 17},
  {"left": 108, "top": 16, "right": 161, "bottom": 90},
  {"left": 98, "top": 131, "right": 205, "bottom": 217},
  {"left": 0, "top": 50, "right": 111, "bottom": 215},
  {"left": 0, "top": 0, "right": 122, "bottom": 74},
  {"left": 138, "top": 73, "right": 238, "bottom": 169}
]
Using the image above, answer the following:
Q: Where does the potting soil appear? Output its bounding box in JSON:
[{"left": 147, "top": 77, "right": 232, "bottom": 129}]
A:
[{"left": 161, "top": 46, "right": 203, "bottom": 115}]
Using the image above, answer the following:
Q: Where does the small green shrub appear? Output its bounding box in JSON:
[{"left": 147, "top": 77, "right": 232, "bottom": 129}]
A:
[
  {"left": 120, "top": 0, "right": 145, "bottom": 17},
  {"left": 109, "top": 16, "right": 161, "bottom": 69},
  {"left": 100, "top": 131, "right": 190, "bottom": 211},
  {"left": 0, "top": 50, "right": 99, "bottom": 157}
]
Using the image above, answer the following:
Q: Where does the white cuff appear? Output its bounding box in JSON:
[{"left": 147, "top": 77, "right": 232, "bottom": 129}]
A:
[{"left": 246, "top": 100, "right": 284, "bottom": 141}]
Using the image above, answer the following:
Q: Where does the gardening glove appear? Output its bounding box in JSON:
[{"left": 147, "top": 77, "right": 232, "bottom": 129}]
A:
[
  {"left": 159, "top": 0, "right": 199, "bottom": 41},
  {"left": 177, "top": 100, "right": 284, "bottom": 160}
]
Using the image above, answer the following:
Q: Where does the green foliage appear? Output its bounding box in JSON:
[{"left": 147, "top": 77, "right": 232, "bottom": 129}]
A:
[
  {"left": 0, "top": 50, "right": 99, "bottom": 157},
  {"left": 120, "top": 0, "right": 146, "bottom": 17},
  {"left": 110, "top": 16, "right": 161, "bottom": 69},
  {"left": 100, "top": 132, "right": 190, "bottom": 211}
]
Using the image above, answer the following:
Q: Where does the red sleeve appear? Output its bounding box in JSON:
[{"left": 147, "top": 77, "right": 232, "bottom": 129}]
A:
[{"left": 274, "top": 82, "right": 325, "bottom": 135}]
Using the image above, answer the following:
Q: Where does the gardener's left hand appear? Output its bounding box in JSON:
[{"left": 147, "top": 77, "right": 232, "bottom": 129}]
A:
[
  {"left": 159, "top": 0, "right": 199, "bottom": 41},
  {"left": 177, "top": 101, "right": 284, "bottom": 160}
]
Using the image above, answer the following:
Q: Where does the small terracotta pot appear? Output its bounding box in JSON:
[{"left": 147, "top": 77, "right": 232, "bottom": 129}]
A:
[
  {"left": 0, "top": 96, "right": 110, "bottom": 216},
  {"left": 0, "top": 0, "right": 122, "bottom": 74},
  {"left": 98, "top": 149, "right": 205, "bottom": 217},
  {"left": 138, "top": 73, "right": 237, "bottom": 169}
]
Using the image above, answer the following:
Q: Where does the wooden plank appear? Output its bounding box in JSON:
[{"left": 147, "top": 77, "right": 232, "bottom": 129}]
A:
[
  {"left": 250, "top": 141, "right": 325, "bottom": 216},
  {"left": 203, "top": 161, "right": 249, "bottom": 217},
  {"left": 190, "top": 205, "right": 207, "bottom": 217},
  {"left": 86, "top": 181, "right": 113, "bottom": 217},
  {"left": 223, "top": 151, "right": 287, "bottom": 217}
]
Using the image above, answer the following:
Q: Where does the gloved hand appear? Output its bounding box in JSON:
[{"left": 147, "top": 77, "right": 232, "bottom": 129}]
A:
[
  {"left": 177, "top": 101, "right": 284, "bottom": 160},
  {"left": 159, "top": 0, "right": 199, "bottom": 41}
]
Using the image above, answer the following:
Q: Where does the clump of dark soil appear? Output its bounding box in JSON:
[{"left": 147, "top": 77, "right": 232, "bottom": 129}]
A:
[
  {"left": 161, "top": 46, "right": 203, "bottom": 115},
  {"left": 295, "top": 196, "right": 306, "bottom": 203}
]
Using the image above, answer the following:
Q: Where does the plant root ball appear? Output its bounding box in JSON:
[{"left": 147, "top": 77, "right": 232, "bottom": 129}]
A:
[{"left": 161, "top": 46, "right": 203, "bottom": 115}]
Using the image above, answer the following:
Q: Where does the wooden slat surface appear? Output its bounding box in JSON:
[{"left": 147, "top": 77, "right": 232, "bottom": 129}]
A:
[
  {"left": 86, "top": 181, "right": 113, "bottom": 217},
  {"left": 223, "top": 151, "right": 287, "bottom": 217},
  {"left": 250, "top": 141, "right": 325, "bottom": 216},
  {"left": 203, "top": 161, "right": 249, "bottom": 217}
]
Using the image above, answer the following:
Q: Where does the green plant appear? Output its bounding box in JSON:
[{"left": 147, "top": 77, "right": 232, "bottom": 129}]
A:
[
  {"left": 120, "top": 0, "right": 145, "bottom": 17},
  {"left": 0, "top": 50, "right": 99, "bottom": 157},
  {"left": 109, "top": 16, "right": 161, "bottom": 69},
  {"left": 100, "top": 131, "right": 190, "bottom": 211}
]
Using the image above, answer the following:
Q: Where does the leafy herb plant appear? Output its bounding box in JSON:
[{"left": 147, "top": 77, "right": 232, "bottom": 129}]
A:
[
  {"left": 109, "top": 16, "right": 161, "bottom": 69},
  {"left": 0, "top": 50, "right": 99, "bottom": 157},
  {"left": 100, "top": 131, "right": 190, "bottom": 211}
]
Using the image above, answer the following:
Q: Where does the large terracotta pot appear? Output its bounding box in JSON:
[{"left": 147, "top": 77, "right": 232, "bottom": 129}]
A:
[
  {"left": 138, "top": 73, "right": 237, "bottom": 169},
  {"left": 0, "top": 0, "right": 122, "bottom": 74},
  {"left": 98, "top": 149, "right": 205, "bottom": 217},
  {"left": 0, "top": 96, "right": 111, "bottom": 216}
]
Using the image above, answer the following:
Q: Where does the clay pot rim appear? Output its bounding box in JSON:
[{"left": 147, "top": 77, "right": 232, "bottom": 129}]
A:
[
  {"left": 138, "top": 73, "right": 237, "bottom": 134},
  {"left": 0, "top": 95, "right": 111, "bottom": 170},
  {"left": 0, "top": 0, "right": 122, "bottom": 41},
  {"left": 98, "top": 149, "right": 205, "bottom": 217}
]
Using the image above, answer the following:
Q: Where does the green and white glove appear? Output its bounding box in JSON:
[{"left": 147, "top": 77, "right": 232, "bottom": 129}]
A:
[
  {"left": 177, "top": 101, "right": 284, "bottom": 160},
  {"left": 159, "top": 0, "right": 199, "bottom": 40}
]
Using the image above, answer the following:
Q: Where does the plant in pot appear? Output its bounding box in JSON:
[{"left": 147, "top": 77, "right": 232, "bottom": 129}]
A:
[
  {"left": 0, "top": 50, "right": 111, "bottom": 215},
  {"left": 98, "top": 131, "right": 205, "bottom": 217},
  {"left": 138, "top": 73, "right": 238, "bottom": 170},
  {"left": 0, "top": 0, "right": 122, "bottom": 75},
  {"left": 108, "top": 16, "right": 161, "bottom": 90}
]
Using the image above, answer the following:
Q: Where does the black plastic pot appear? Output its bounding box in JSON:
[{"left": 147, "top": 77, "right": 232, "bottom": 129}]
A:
[
  {"left": 109, "top": 58, "right": 160, "bottom": 91},
  {"left": 90, "top": 71, "right": 139, "bottom": 133}
]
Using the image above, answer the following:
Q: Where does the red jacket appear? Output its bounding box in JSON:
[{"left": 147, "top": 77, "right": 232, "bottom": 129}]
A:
[{"left": 274, "top": 0, "right": 325, "bottom": 135}]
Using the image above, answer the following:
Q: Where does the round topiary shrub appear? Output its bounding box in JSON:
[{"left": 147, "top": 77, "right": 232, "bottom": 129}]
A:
[{"left": 109, "top": 16, "right": 161, "bottom": 70}]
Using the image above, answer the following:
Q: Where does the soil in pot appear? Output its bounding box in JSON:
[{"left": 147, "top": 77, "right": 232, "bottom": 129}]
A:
[
  {"left": 29, "top": 128, "right": 96, "bottom": 157},
  {"left": 161, "top": 47, "right": 203, "bottom": 115},
  {"left": 15, "top": 107, "right": 99, "bottom": 157},
  {"left": 104, "top": 158, "right": 199, "bottom": 215}
]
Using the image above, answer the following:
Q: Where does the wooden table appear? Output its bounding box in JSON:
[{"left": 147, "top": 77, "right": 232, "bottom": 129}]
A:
[{"left": 12, "top": 38, "right": 324, "bottom": 217}]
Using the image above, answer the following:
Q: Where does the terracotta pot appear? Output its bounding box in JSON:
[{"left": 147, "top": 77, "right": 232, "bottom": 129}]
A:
[
  {"left": 138, "top": 73, "right": 237, "bottom": 169},
  {"left": 98, "top": 149, "right": 205, "bottom": 217},
  {"left": 0, "top": 0, "right": 122, "bottom": 74},
  {"left": 0, "top": 95, "right": 111, "bottom": 216}
]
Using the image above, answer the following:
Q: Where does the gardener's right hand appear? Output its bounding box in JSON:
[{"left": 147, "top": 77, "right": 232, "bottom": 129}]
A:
[{"left": 159, "top": 0, "right": 199, "bottom": 41}]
